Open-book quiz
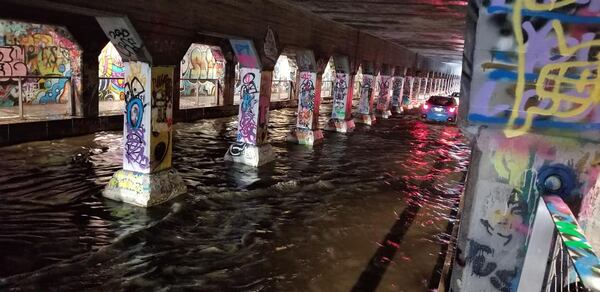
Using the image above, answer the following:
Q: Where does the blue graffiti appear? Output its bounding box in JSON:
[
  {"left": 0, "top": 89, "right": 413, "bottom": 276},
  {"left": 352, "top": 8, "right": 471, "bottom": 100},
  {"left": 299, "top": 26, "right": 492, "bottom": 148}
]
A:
[{"left": 488, "top": 6, "right": 600, "bottom": 24}]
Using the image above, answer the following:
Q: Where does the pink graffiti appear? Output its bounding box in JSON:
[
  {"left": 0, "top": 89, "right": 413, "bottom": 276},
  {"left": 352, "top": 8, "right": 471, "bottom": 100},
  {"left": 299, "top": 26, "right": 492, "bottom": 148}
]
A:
[{"left": 0, "top": 46, "right": 27, "bottom": 81}]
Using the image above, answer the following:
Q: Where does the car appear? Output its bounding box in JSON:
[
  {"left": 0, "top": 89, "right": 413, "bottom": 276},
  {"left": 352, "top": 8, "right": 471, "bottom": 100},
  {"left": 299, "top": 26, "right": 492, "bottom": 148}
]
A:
[{"left": 421, "top": 95, "right": 458, "bottom": 123}]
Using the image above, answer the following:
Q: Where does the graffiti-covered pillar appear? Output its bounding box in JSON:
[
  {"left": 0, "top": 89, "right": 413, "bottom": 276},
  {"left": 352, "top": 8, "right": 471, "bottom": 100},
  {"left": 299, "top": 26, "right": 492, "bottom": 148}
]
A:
[
  {"left": 355, "top": 61, "right": 377, "bottom": 125},
  {"left": 375, "top": 64, "right": 393, "bottom": 119},
  {"left": 450, "top": 0, "right": 600, "bottom": 291},
  {"left": 324, "top": 55, "right": 355, "bottom": 133},
  {"left": 96, "top": 17, "right": 186, "bottom": 207},
  {"left": 391, "top": 66, "right": 406, "bottom": 115},
  {"left": 287, "top": 49, "right": 323, "bottom": 145},
  {"left": 224, "top": 39, "right": 275, "bottom": 167},
  {"left": 403, "top": 69, "right": 415, "bottom": 110},
  {"left": 413, "top": 73, "right": 424, "bottom": 105}
]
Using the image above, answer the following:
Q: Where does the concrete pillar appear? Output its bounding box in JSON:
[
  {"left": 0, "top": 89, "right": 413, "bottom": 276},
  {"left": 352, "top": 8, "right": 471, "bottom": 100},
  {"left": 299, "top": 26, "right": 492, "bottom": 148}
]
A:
[
  {"left": 415, "top": 72, "right": 426, "bottom": 104},
  {"left": 224, "top": 39, "right": 274, "bottom": 167},
  {"left": 375, "top": 64, "right": 393, "bottom": 119},
  {"left": 287, "top": 49, "right": 323, "bottom": 145},
  {"left": 403, "top": 69, "right": 415, "bottom": 109},
  {"left": 426, "top": 72, "right": 435, "bottom": 98},
  {"left": 80, "top": 45, "right": 102, "bottom": 117},
  {"left": 103, "top": 62, "right": 187, "bottom": 206},
  {"left": 450, "top": 0, "right": 600, "bottom": 290},
  {"left": 221, "top": 57, "right": 236, "bottom": 106},
  {"left": 95, "top": 16, "right": 186, "bottom": 207},
  {"left": 355, "top": 61, "right": 377, "bottom": 125},
  {"left": 390, "top": 66, "right": 406, "bottom": 115},
  {"left": 324, "top": 55, "right": 355, "bottom": 133}
]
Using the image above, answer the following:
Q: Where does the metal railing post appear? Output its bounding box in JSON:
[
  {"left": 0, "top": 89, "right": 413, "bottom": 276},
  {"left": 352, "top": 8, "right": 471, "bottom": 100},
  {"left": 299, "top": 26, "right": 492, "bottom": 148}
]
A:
[{"left": 18, "top": 77, "right": 23, "bottom": 119}]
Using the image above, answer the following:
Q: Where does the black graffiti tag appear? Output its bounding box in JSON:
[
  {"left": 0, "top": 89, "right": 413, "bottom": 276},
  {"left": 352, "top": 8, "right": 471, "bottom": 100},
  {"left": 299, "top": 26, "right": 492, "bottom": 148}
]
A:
[{"left": 108, "top": 28, "right": 140, "bottom": 58}]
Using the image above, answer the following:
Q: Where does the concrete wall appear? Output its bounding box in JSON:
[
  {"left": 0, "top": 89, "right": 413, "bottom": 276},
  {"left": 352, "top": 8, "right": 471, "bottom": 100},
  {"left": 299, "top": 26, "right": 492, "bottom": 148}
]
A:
[
  {"left": 453, "top": 0, "right": 600, "bottom": 290},
  {"left": 0, "top": 0, "right": 456, "bottom": 73},
  {"left": 0, "top": 20, "right": 82, "bottom": 110}
]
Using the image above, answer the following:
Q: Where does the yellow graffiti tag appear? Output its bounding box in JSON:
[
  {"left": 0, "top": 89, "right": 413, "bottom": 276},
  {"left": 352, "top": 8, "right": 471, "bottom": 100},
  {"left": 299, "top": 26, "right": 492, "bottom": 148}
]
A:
[{"left": 504, "top": 2, "right": 600, "bottom": 137}]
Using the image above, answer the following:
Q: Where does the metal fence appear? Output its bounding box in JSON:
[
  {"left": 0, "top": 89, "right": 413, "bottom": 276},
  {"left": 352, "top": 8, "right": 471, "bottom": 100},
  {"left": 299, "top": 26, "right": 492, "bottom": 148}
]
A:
[{"left": 180, "top": 78, "right": 220, "bottom": 108}]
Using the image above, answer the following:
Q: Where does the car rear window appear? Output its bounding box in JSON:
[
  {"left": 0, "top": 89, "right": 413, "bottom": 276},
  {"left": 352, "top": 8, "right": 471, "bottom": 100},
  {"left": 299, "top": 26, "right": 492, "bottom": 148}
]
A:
[{"left": 428, "top": 96, "right": 455, "bottom": 106}]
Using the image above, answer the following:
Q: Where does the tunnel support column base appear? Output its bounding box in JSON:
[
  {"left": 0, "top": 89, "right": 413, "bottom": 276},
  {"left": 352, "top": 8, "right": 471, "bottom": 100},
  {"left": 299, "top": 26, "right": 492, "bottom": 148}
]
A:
[
  {"left": 287, "top": 128, "right": 324, "bottom": 145},
  {"left": 355, "top": 114, "right": 376, "bottom": 126},
  {"left": 324, "top": 118, "right": 355, "bottom": 133},
  {"left": 392, "top": 106, "right": 403, "bottom": 115},
  {"left": 377, "top": 110, "right": 392, "bottom": 119},
  {"left": 103, "top": 169, "right": 187, "bottom": 207},
  {"left": 224, "top": 143, "right": 275, "bottom": 167}
]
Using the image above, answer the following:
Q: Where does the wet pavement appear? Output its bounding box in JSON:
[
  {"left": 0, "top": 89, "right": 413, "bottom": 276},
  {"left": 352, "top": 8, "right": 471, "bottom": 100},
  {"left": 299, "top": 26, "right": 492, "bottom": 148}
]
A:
[{"left": 0, "top": 105, "right": 470, "bottom": 291}]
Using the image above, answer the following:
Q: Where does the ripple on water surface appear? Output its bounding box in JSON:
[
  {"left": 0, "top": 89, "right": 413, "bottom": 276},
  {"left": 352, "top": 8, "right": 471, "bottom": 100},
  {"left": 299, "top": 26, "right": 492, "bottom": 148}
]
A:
[{"left": 0, "top": 106, "right": 470, "bottom": 291}]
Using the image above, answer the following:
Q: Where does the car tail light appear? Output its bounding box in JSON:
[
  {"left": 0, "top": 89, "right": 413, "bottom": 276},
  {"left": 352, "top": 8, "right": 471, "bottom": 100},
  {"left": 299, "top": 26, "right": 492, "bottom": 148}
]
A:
[
  {"left": 423, "top": 104, "right": 429, "bottom": 110},
  {"left": 449, "top": 107, "right": 456, "bottom": 113}
]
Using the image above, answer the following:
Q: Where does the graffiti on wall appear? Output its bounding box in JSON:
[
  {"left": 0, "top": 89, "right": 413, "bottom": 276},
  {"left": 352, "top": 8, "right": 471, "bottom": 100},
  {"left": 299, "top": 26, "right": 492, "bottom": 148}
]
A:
[
  {"left": 331, "top": 72, "right": 348, "bottom": 119},
  {"left": 96, "top": 17, "right": 150, "bottom": 62},
  {"left": 123, "top": 62, "right": 151, "bottom": 173},
  {"left": 151, "top": 67, "right": 174, "bottom": 172},
  {"left": 180, "top": 44, "right": 225, "bottom": 98},
  {"left": 0, "top": 46, "right": 27, "bottom": 81},
  {"left": 391, "top": 77, "right": 405, "bottom": 107},
  {"left": 0, "top": 20, "right": 81, "bottom": 107},
  {"left": 237, "top": 67, "right": 261, "bottom": 144},
  {"left": 257, "top": 72, "right": 270, "bottom": 144},
  {"left": 358, "top": 74, "right": 374, "bottom": 115},
  {"left": 376, "top": 75, "right": 391, "bottom": 111},
  {"left": 230, "top": 39, "right": 259, "bottom": 69},
  {"left": 403, "top": 76, "right": 414, "bottom": 106},
  {"left": 454, "top": 130, "right": 600, "bottom": 292},
  {"left": 297, "top": 71, "right": 316, "bottom": 129},
  {"left": 469, "top": 0, "right": 600, "bottom": 137},
  {"left": 98, "top": 42, "right": 125, "bottom": 101}
]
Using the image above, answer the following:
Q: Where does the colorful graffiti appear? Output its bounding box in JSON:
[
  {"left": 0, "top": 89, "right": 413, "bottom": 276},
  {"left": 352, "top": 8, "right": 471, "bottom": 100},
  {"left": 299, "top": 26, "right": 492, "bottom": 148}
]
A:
[
  {"left": 180, "top": 44, "right": 224, "bottom": 98},
  {"left": 0, "top": 46, "right": 27, "bottom": 81},
  {"left": 237, "top": 68, "right": 261, "bottom": 144},
  {"left": 358, "top": 74, "right": 374, "bottom": 115},
  {"left": 230, "top": 39, "right": 259, "bottom": 69},
  {"left": 0, "top": 20, "right": 81, "bottom": 107},
  {"left": 376, "top": 75, "right": 391, "bottom": 111},
  {"left": 452, "top": 128, "right": 600, "bottom": 292},
  {"left": 544, "top": 195, "right": 600, "bottom": 291},
  {"left": 297, "top": 71, "right": 316, "bottom": 129},
  {"left": 332, "top": 72, "right": 348, "bottom": 119},
  {"left": 403, "top": 76, "right": 414, "bottom": 107},
  {"left": 98, "top": 42, "right": 125, "bottom": 101},
  {"left": 123, "top": 62, "right": 151, "bottom": 173},
  {"left": 468, "top": 0, "right": 600, "bottom": 137},
  {"left": 391, "top": 77, "right": 405, "bottom": 107},
  {"left": 150, "top": 66, "right": 174, "bottom": 172}
]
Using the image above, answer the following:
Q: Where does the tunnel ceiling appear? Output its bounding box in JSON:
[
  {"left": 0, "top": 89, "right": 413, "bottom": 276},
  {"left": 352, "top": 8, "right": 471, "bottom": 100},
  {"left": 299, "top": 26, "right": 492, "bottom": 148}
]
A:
[{"left": 283, "top": 0, "right": 468, "bottom": 64}]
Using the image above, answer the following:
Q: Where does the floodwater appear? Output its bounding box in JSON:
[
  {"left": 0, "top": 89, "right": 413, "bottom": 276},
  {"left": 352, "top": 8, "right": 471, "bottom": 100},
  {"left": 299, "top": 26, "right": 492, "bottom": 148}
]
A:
[{"left": 0, "top": 105, "right": 470, "bottom": 291}]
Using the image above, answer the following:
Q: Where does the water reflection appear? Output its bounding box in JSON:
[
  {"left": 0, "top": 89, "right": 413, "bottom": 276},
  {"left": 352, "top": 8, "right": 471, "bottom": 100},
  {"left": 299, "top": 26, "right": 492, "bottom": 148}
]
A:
[{"left": 0, "top": 105, "right": 470, "bottom": 291}]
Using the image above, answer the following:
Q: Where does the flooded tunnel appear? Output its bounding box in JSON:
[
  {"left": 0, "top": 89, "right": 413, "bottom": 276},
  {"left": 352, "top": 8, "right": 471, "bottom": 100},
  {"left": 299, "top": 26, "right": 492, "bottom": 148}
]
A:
[{"left": 1, "top": 0, "right": 600, "bottom": 292}]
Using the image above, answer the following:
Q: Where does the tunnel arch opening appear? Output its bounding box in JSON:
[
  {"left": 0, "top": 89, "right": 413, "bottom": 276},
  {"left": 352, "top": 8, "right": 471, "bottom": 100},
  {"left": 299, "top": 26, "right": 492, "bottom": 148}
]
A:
[
  {"left": 97, "top": 42, "right": 125, "bottom": 115},
  {"left": 0, "top": 19, "right": 82, "bottom": 120},
  {"left": 180, "top": 43, "right": 226, "bottom": 109}
]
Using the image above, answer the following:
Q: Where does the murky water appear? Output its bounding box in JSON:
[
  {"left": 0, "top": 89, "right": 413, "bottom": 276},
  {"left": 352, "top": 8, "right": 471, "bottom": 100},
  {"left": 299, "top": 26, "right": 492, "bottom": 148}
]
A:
[{"left": 0, "top": 105, "right": 470, "bottom": 291}]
